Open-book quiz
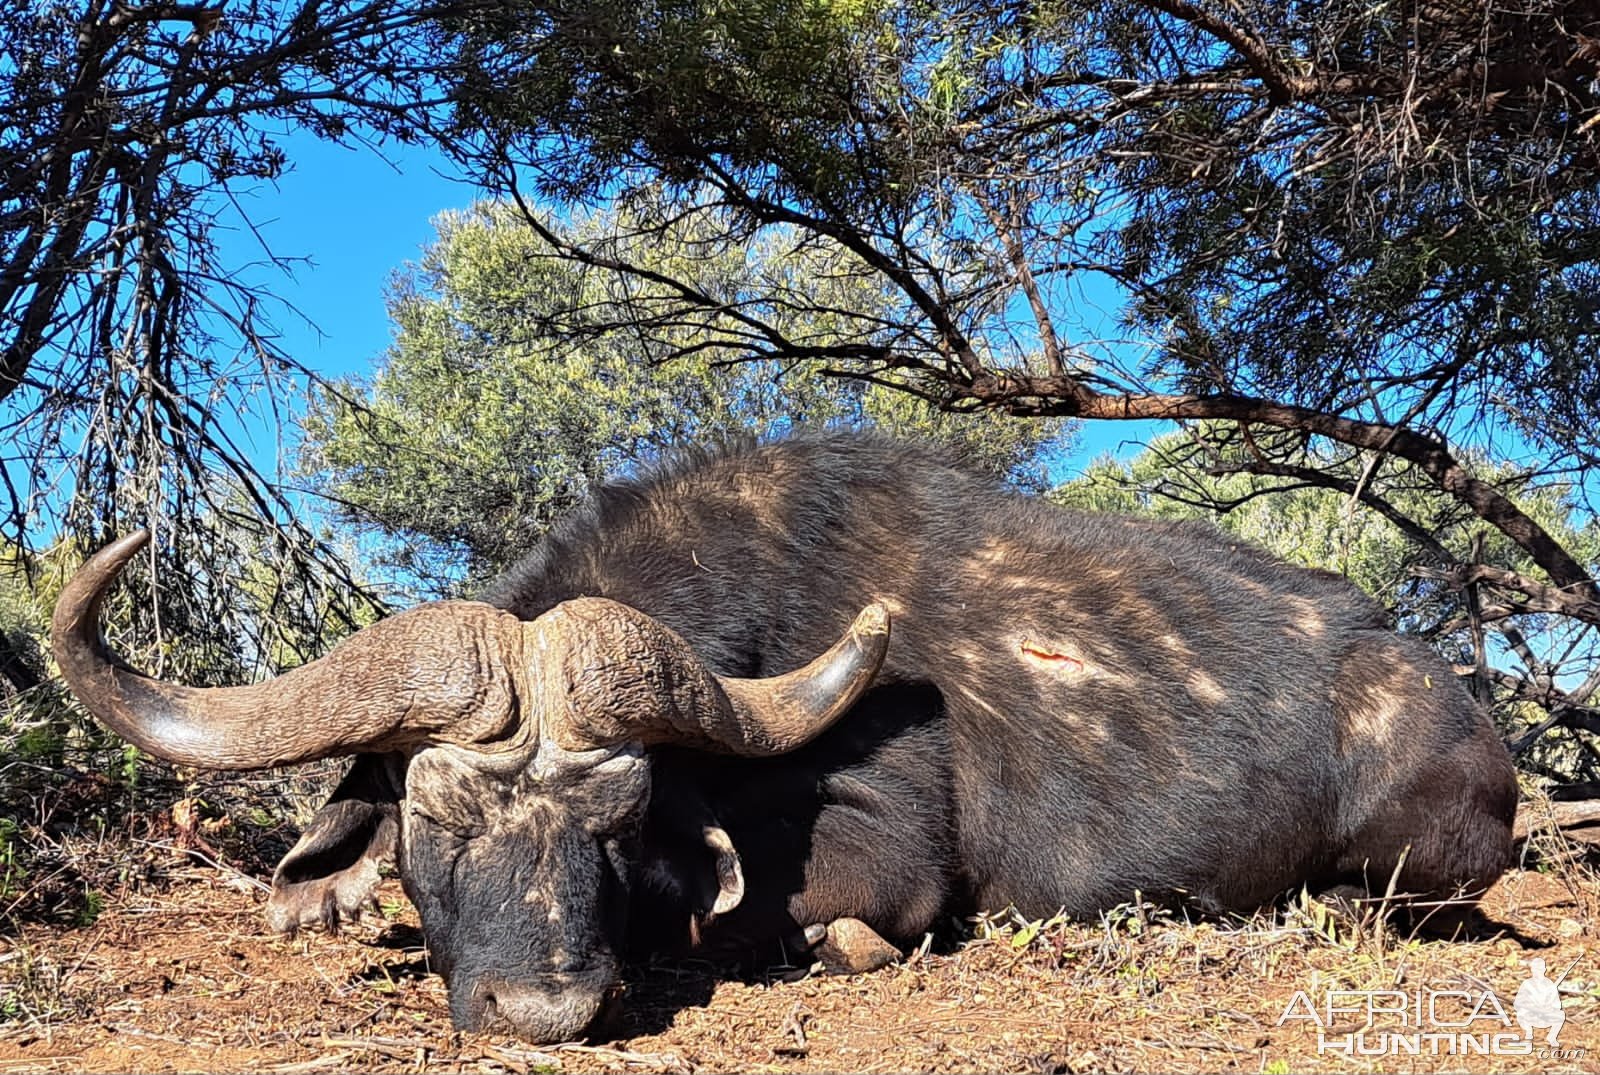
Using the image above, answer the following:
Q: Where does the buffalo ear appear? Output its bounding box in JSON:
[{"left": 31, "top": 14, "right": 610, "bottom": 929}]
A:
[
  {"left": 703, "top": 824, "right": 745, "bottom": 917},
  {"left": 266, "top": 752, "right": 405, "bottom": 935}
]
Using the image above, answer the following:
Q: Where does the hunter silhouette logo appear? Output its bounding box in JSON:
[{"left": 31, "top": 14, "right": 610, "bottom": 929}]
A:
[{"left": 1515, "top": 956, "right": 1577, "bottom": 1046}]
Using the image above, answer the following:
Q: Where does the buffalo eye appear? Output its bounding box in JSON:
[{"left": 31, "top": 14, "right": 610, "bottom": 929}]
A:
[{"left": 406, "top": 802, "right": 484, "bottom": 840}]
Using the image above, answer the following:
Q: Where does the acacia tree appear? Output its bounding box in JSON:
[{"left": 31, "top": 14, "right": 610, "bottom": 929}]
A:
[
  {"left": 428, "top": 0, "right": 1600, "bottom": 769},
  {"left": 0, "top": 0, "right": 495, "bottom": 681},
  {"left": 303, "top": 200, "right": 1069, "bottom": 594}
]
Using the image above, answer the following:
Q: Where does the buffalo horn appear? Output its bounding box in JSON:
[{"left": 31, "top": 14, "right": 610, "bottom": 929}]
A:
[
  {"left": 529, "top": 597, "right": 891, "bottom": 756},
  {"left": 51, "top": 531, "right": 524, "bottom": 770}
]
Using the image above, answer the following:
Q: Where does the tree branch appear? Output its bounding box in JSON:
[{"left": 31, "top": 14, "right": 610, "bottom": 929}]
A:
[
  {"left": 1412, "top": 562, "right": 1600, "bottom": 625},
  {"left": 1135, "top": 0, "right": 1308, "bottom": 104},
  {"left": 944, "top": 373, "right": 1598, "bottom": 602}
]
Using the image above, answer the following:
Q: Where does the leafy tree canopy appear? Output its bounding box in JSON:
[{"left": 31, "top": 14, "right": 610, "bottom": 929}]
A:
[
  {"left": 1057, "top": 433, "right": 1600, "bottom": 629},
  {"left": 451, "top": 0, "right": 1600, "bottom": 433},
  {"left": 0, "top": 0, "right": 481, "bottom": 699},
  {"left": 302, "top": 200, "right": 1070, "bottom": 593}
]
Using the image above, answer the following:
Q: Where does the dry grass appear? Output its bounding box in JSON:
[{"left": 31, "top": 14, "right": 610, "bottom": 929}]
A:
[{"left": 0, "top": 834, "right": 1596, "bottom": 1074}]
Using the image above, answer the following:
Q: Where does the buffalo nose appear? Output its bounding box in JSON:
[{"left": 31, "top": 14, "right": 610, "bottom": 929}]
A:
[{"left": 453, "top": 978, "right": 608, "bottom": 1043}]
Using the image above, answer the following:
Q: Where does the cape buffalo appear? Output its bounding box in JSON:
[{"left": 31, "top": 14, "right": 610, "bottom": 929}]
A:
[{"left": 52, "top": 433, "right": 1517, "bottom": 1043}]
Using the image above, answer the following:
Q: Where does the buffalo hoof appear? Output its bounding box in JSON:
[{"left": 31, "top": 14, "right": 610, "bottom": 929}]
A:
[
  {"left": 815, "top": 917, "right": 900, "bottom": 973},
  {"left": 265, "top": 860, "right": 383, "bottom": 935}
]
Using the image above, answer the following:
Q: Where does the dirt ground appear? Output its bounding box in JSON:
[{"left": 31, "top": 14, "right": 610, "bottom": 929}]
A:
[{"left": 1, "top": 854, "right": 1598, "bottom": 1074}]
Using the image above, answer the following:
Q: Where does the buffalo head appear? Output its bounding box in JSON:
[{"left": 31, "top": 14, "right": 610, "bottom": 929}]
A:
[{"left": 52, "top": 531, "right": 890, "bottom": 1042}]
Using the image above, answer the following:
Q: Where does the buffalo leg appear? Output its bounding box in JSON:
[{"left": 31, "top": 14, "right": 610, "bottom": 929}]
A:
[
  {"left": 266, "top": 752, "right": 406, "bottom": 934},
  {"left": 1335, "top": 734, "right": 1516, "bottom": 918},
  {"left": 779, "top": 767, "right": 952, "bottom": 959},
  {"left": 812, "top": 916, "right": 901, "bottom": 972}
]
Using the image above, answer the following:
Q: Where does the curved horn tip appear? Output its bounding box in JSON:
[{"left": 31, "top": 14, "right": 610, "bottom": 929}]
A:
[
  {"left": 53, "top": 530, "right": 152, "bottom": 634},
  {"left": 56, "top": 527, "right": 145, "bottom": 607},
  {"left": 852, "top": 602, "right": 891, "bottom": 638},
  {"left": 74, "top": 529, "right": 154, "bottom": 579},
  {"left": 96, "top": 529, "right": 153, "bottom": 564}
]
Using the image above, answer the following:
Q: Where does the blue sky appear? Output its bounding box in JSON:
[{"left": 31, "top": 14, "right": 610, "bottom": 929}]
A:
[
  {"left": 218, "top": 129, "right": 1160, "bottom": 477},
  {"left": 213, "top": 132, "right": 472, "bottom": 385}
]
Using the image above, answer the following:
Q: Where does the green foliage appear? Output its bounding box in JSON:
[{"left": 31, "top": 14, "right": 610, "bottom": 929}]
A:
[
  {"left": 0, "top": 546, "right": 75, "bottom": 769},
  {"left": 1054, "top": 432, "right": 1600, "bottom": 630},
  {"left": 0, "top": 548, "right": 43, "bottom": 682},
  {"left": 74, "top": 889, "right": 104, "bottom": 928},
  {"left": 303, "top": 200, "right": 1069, "bottom": 592},
  {"left": 0, "top": 527, "right": 369, "bottom": 935},
  {"left": 0, "top": 0, "right": 457, "bottom": 731},
  {"left": 458, "top": 0, "right": 887, "bottom": 205},
  {"left": 1056, "top": 440, "right": 1437, "bottom": 609},
  {"left": 0, "top": 817, "right": 26, "bottom": 906}
]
